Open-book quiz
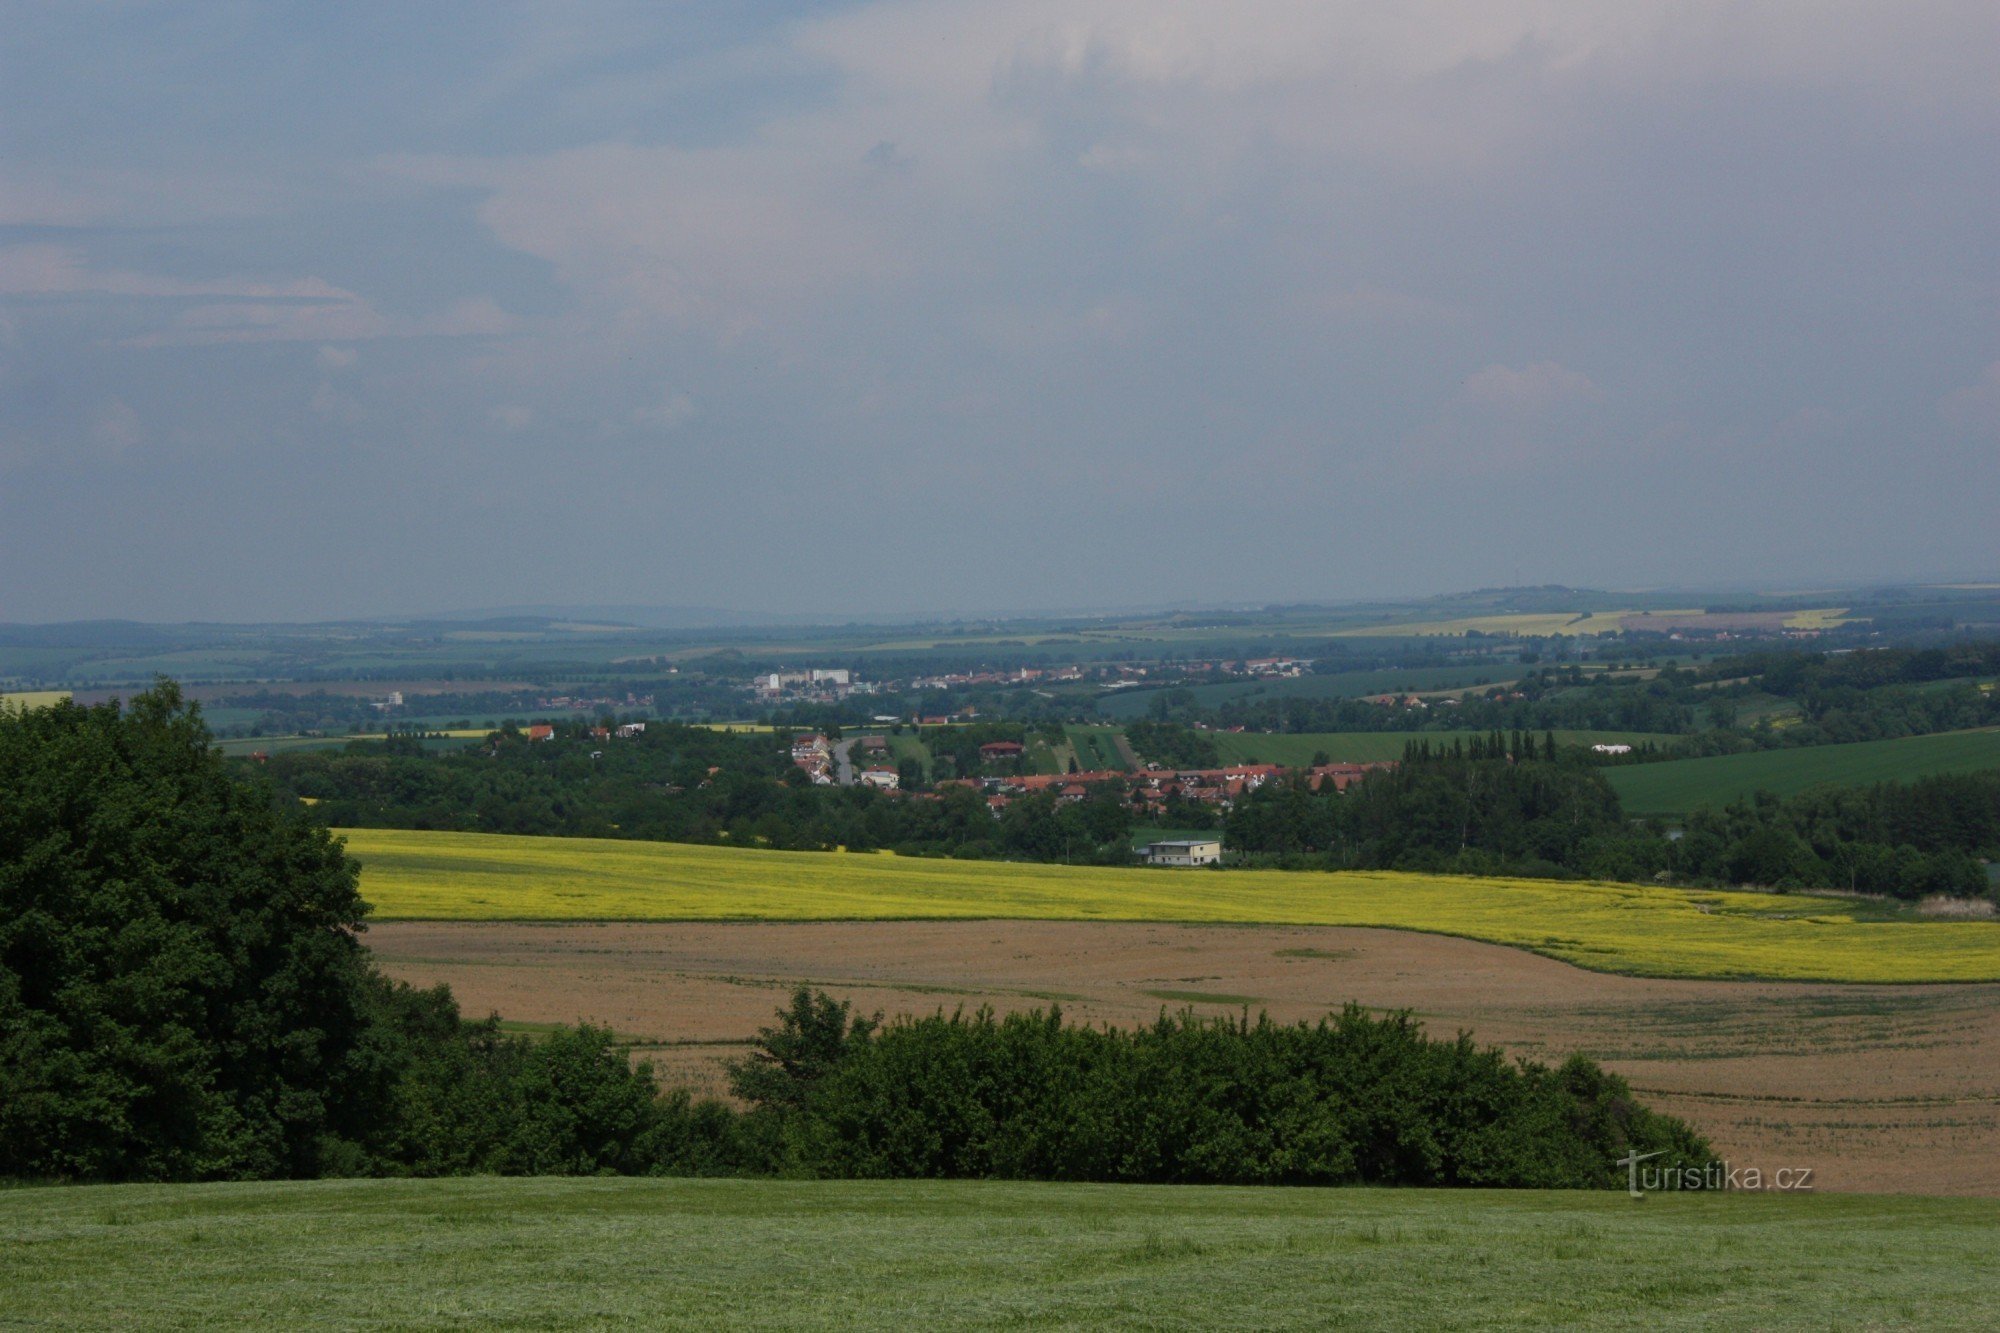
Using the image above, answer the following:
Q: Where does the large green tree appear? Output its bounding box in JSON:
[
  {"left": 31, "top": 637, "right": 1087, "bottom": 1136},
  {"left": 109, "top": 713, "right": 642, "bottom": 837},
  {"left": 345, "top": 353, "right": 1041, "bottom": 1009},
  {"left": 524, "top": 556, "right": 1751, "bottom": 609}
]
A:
[{"left": 0, "top": 683, "right": 379, "bottom": 1180}]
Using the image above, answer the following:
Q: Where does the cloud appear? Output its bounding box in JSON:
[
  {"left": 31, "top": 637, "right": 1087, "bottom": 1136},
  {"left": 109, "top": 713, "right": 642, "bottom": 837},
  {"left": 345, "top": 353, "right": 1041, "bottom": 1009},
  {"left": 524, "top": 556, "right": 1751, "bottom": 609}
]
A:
[
  {"left": 0, "top": 244, "right": 516, "bottom": 348},
  {"left": 1460, "top": 361, "right": 1602, "bottom": 414},
  {"left": 631, "top": 390, "right": 696, "bottom": 431},
  {"left": 489, "top": 404, "right": 535, "bottom": 432},
  {"left": 88, "top": 400, "right": 144, "bottom": 453}
]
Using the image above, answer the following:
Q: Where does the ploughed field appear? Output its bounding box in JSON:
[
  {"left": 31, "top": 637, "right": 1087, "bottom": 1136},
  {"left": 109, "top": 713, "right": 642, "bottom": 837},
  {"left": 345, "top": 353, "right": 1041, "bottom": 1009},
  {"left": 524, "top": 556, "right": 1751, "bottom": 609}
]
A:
[
  {"left": 5, "top": 1177, "right": 1993, "bottom": 1330},
  {"left": 339, "top": 829, "right": 2000, "bottom": 983},
  {"left": 370, "top": 920, "right": 2000, "bottom": 1196}
]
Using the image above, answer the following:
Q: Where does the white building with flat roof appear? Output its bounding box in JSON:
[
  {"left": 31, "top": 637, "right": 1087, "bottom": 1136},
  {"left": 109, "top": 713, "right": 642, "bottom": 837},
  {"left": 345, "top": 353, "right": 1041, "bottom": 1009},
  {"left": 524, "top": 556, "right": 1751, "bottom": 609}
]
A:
[{"left": 1143, "top": 839, "right": 1222, "bottom": 867}]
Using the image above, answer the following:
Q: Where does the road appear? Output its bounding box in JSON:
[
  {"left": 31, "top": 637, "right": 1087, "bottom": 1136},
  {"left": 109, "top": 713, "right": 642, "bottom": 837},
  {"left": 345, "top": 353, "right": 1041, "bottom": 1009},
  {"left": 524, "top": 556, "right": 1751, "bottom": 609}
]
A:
[{"left": 831, "top": 737, "right": 857, "bottom": 786}]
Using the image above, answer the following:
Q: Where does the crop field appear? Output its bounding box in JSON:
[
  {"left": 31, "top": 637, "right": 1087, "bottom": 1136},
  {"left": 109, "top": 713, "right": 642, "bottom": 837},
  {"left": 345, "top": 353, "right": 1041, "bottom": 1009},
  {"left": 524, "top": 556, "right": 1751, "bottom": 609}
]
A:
[
  {"left": 212, "top": 731, "right": 485, "bottom": 758},
  {"left": 4, "top": 1177, "right": 1993, "bottom": 1329},
  {"left": 0, "top": 689, "right": 71, "bottom": 709},
  {"left": 1206, "top": 729, "right": 1676, "bottom": 766},
  {"left": 335, "top": 828, "right": 2000, "bottom": 982},
  {"left": 1064, "top": 724, "right": 1131, "bottom": 771},
  {"left": 371, "top": 920, "right": 2000, "bottom": 1195},
  {"left": 1609, "top": 727, "right": 2000, "bottom": 814},
  {"left": 1096, "top": 665, "right": 1521, "bottom": 717},
  {"left": 1333, "top": 609, "right": 1693, "bottom": 638}
]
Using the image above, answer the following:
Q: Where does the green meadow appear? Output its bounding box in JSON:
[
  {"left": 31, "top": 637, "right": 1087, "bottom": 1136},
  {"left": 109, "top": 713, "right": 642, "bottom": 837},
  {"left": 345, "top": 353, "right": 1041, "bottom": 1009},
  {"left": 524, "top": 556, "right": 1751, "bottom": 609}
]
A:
[
  {"left": 1206, "top": 729, "right": 1676, "bottom": 767},
  {"left": 1065, "top": 723, "right": 1132, "bottom": 771},
  {"left": 1609, "top": 727, "right": 2000, "bottom": 815},
  {"left": 1, "top": 1178, "right": 1991, "bottom": 1330}
]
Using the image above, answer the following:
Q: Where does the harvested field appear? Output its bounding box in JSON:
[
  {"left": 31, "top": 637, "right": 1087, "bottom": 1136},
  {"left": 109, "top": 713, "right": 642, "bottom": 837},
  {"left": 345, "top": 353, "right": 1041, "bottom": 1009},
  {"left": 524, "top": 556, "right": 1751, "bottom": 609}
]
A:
[{"left": 370, "top": 920, "right": 2000, "bottom": 1197}]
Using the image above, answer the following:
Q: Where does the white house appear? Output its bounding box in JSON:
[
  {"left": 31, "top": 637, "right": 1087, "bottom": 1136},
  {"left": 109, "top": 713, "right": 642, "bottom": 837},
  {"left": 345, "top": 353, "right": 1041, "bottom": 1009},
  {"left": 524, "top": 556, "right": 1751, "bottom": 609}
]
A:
[{"left": 1143, "top": 839, "right": 1222, "bottom": 867}]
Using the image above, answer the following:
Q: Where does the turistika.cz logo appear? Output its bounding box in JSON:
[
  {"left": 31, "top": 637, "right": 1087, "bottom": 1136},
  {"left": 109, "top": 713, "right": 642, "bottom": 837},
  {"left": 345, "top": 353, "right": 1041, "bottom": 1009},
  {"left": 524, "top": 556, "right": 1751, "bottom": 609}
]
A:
[{"left": 1616, "top": 1150, "right": 1815, "bottom": 1197}]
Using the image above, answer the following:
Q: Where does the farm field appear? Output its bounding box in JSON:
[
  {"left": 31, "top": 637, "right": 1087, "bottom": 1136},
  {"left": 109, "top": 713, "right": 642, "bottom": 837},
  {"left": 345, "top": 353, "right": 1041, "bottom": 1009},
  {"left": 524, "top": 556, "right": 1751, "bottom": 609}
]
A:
[
  {"left": 372, "top": 920, "right": 2000, "bottom": 1195},
  {"left": 4, "top": 1177, "right": 1993, "bottom": 1329},
  {"left": 1332, "top": 609, "right": 1694, "bottom": 637},
  {"left": 1206, "top": 729, "right": 1677, "bottom": 766},
  {"left": 1063, "top": 723, "right": 1131, "bottom": 771},
  {"left": 1096, "top": 664, "right": 1520, "bottom": 718},
  {"left": 334, "top": 828, "right": 2000, "bottom": 982},
  {"left": 211, "top": 731, "right": 485, "bottom": 757},
  {"left": 0, "top": 689, "right": 71, "bottom": 709},
  {"left": 1609, "top": 727, "right": 2000, "bottom": 814}
]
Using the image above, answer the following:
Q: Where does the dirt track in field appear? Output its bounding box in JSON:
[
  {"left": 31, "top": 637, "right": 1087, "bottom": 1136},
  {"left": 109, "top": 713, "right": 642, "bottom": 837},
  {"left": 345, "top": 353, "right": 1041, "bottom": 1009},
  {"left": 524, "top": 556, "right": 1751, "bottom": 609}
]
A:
[{"left": 369, "top": 920, "right": 2000, "bottom": 1196}]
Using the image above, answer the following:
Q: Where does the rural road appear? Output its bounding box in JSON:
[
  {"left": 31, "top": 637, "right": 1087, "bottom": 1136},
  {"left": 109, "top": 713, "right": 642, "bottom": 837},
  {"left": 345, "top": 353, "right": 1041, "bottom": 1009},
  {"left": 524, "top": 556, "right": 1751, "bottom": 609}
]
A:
[{"left": 832, "top": 737, "right": 857, "bottom": 785}]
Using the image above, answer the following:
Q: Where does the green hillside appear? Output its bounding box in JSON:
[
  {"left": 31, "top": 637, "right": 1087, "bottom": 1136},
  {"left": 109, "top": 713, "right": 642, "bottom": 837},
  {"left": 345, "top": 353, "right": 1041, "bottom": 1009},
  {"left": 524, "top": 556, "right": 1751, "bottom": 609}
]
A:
[
  {"left": 2, "top": 1178, "right": 1992, "bottom": 1330},
  {"left": 1209, "top": 730, "right": 1676, "bottom": 766},
  {"left": 1609, "top": 728, "right": 2000, "bottom": 815}
]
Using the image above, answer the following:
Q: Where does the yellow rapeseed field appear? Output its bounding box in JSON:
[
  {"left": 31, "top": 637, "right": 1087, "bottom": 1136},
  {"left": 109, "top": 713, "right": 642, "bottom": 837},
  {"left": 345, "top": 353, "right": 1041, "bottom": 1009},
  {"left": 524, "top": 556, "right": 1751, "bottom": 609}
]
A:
[
  {"left": 1782, "top": 607, "right": 1854, "bottom": 630},
  {"left": 0, "top": 691, "right": 72, "bottom": 710},
  {"left": 336, "top": 829, "right": 2000, "bottom": 984}
]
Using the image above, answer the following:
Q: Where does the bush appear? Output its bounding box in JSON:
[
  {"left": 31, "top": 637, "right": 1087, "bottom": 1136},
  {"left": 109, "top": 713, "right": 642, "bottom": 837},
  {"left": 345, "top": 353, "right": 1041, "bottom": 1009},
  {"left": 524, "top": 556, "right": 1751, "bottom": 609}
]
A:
[{"left": 719, "top": 990, "right": 1712, "bottom": 1189}]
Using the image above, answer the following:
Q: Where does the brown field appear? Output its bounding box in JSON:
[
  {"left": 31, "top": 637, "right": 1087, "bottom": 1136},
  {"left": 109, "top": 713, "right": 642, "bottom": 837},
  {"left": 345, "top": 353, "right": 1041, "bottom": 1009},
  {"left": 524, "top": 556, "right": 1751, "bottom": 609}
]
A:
[{"left": 370, "top": 920, "right": 2000, "bottom": 1196}]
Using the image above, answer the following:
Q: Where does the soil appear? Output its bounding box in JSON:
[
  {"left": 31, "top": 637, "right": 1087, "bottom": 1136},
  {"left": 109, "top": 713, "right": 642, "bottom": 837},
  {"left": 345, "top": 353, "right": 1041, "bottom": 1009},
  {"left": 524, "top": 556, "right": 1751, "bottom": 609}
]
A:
[{"left": 369, "top": 920, "right": 2000, "bottom": 1196}]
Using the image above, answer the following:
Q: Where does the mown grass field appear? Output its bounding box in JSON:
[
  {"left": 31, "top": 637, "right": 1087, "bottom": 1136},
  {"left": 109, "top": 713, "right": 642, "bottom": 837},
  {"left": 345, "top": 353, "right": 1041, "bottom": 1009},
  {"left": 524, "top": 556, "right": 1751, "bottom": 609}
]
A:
[
  {"left": 1, "top": 1178, "right": 1991, "bottom": 1330},
  {"left": 336, "top": 829, "right": 2000, "bottom": 983},
  {"left": 1206, "top": 729, "right": 1676, "bottom": 766},
  {"left": 1609, "top": 727, "right": 2000, "bottom": 814}
]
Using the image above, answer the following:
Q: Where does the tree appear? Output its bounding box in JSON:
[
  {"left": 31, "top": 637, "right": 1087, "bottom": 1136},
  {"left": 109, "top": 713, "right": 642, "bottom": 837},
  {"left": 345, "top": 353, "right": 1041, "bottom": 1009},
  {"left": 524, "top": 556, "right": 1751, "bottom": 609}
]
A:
[
  {"left": 0, "top": 684, "right": 701, "bottom": 1183},
  {"left": 0, "top": 683, "right": 378, "bottom": 1180}
]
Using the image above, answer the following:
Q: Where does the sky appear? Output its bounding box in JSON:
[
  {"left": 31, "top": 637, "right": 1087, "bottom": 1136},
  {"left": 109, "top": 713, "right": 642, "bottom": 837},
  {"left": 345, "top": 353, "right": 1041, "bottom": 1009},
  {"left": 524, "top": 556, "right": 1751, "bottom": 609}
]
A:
[{"left": 2, "top": 1, "right": 1996, "bottom": 623}]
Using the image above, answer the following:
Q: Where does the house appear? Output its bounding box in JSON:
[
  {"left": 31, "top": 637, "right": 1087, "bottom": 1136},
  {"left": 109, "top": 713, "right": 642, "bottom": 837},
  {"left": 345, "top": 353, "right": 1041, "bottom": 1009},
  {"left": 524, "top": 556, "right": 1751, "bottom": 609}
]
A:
[
  {"left": 858, "top": 734, "right": 890, "bottom": 752},
  {"left": 1592, "top": 744, "right": 1633, "bottom": 755},
  {"left": 979, "top": 740, "right": 1025, "bottom": 760},
  {"left": 525, "top": 724, "right": 555, "bottom": 742},
  {"left": 1143, "top": 839, "right": 1223, "bottom": 867},
  {"left": 614, "top": 722, "right": 646, "bottom": 738},
  {"left": 859, "top": 768, "right": 900, "bottom": 790}
]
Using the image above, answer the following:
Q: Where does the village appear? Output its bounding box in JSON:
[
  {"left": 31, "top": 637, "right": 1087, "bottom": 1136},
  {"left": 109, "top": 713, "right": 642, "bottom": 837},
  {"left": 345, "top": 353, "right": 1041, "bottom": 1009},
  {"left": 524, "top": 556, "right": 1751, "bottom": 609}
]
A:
[{"left": 786, "top": 729, "right": 1391, "bottom": 816}]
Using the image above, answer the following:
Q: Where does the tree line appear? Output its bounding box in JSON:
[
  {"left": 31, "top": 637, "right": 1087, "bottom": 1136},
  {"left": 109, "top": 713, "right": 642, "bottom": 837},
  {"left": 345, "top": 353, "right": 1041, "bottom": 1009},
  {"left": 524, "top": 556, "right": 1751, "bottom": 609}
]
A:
[{"left": 1222, "top": 734, "right": 1997, "bottom": 897}]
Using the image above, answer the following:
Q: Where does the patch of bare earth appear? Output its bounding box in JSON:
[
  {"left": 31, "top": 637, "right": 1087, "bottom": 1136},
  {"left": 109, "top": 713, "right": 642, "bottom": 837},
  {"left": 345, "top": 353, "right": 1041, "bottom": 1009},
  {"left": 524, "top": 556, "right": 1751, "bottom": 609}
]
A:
[{"left": 369, "top": 920, "right": 2000, "bottom": 1196}]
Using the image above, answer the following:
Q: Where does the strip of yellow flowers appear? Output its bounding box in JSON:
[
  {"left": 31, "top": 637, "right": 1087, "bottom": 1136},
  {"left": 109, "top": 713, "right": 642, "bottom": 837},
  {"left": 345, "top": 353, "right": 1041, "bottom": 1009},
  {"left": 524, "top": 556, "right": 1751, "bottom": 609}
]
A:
[{"left": 337, "top": 828, "right": 2000, "bottom": 984}]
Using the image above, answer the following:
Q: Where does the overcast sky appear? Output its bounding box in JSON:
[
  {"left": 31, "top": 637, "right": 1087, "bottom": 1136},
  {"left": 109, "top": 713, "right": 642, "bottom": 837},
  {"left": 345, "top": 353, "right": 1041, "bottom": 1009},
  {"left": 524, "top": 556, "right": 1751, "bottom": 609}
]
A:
[{"left": 3, "top": 2, "right": 1996, "bottom": 623}]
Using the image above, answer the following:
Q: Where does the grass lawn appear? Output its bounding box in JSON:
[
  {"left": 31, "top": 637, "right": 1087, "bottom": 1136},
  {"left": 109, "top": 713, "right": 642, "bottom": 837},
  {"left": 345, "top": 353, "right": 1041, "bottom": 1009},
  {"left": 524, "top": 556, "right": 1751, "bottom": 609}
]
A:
[
  {"left": 334, "top": 828, "right": 2000, "bottom": 983},
  {"left": 1609, "top": 728, "right": 2000, "bottom": 815},
  {"left": 0, "top": 1177, "right": 1991, "bottom": 1330}
]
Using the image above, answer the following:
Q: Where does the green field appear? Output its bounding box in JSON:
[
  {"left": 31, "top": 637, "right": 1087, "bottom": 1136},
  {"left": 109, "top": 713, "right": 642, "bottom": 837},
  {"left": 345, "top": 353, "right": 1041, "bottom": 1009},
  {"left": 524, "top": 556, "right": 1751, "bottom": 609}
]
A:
[
  {"left": 211, "top": 732, "right": 482, "bottom": 758},
  {"left": 1, "top": 1178, "right": 1990, "bottom": 1329},
  {"left": 1609, "top": 728, "right": 2000, "bottom": 815},
  {"left": 1208, "top": 730, "right": 1676, "bottom": 766},
  {"left": 335, "top": 828, "right": 2000, "bottom": 982},
  {"left": 1098, "top": 665, "right": 1521, "bottom": 718},
  {"left": 1065, "top": 724, "right": 1131, "bottom": 771}
]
